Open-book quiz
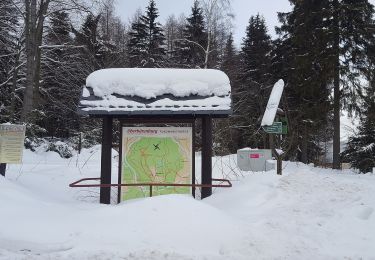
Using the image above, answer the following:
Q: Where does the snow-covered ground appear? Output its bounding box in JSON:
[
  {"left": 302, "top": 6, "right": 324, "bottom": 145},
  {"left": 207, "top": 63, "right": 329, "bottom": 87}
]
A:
[{"left": 1, "top": 147, "right": 375, "bottom": 259}]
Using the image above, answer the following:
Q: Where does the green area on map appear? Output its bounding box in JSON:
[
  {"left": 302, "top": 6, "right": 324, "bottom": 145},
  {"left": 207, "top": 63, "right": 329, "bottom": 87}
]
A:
[{"left": 122, "top": 137, "right": 190, "bottom": 200}]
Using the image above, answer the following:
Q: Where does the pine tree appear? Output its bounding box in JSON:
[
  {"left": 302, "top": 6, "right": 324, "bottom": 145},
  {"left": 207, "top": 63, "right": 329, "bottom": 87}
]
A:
[
  {"left": 233, "top": 14, "right": 273, "bottom": 149},
  {"left": 275, "top": 0, "right": 332, "bottom": 163},
  {"left": 342, "top": 28, "right": 375, "bottom": 173},
  {"left": 0, "top": 0, "right": 21, "bottom": 122},
  {"left": 38, "top": 11, "right": 81, "bottom": 138},
  {"left": 71, "top": 13, "right": 115, "bottom": 142},
  {"left": 128, "top": 14, "right": 148, "bottom": 67},
  {"left": 221, "top": 33, "right": 237, "bottom": 80},
  {"left": 128, "top": 0, "right": 166, "bottom": 68},
  {"left": 329, "top": 0, "right": 375, "bottom": 169},
  {"left": 342, "top": 80, "right": 375, "bottom": 173},
  {"left": 176, "top": 0, "right": 207, "bottom": 68},
  {"left": 73, "top": 14, "right": 104, "bottom": 71},
  {"left": 217, "top": 33, "right": 239, "bottom": 154}
]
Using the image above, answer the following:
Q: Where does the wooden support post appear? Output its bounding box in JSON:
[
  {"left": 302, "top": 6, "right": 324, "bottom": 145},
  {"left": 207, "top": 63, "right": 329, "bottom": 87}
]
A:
[
  {"left": 201, "top": 116, "right": 212, "bottom": 199},
  {"left": 100, "top": 117, "right": 112, "bottom": 204},
  {"left": 277, "top": 157, "right": 282, "bottom": 175},
  {"left": 0, "top": 163, "right": 6, "bottom": 177},
  {"left": 192, "top": 119, "right": 196, "bottom": 198},
  {"left": 270, "top": 134, "right": 282, "bottom": 175}
]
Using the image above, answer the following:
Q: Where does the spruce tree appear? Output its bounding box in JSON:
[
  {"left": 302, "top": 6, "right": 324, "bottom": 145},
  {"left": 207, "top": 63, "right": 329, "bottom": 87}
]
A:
[
  {"left": 128, "top": 14, "right": 148, "bottom": 67},
  {"left": 342, "top": 80, "right": 375, "bottom": 173},
  {"left": 329, "top": 0, "right": 375, "bottom": 169},
  {"left": 218, "top": 33, "right": 239, "bottom": 154},
  {"left": 0, "top": 0, "right": 20, "bottom": 122},
  {"left": 234, "top": 14, "right": 273, "bottom": 149},
  {"left": 342, "top": 29, "right": 375, "bottom": 173},
  {"left": 128, "top": 0, "right": 166, "bottom": 68},
  {"left": 221, "top": 33, "right": 237, "bottom": 80},
  {"left": 73, "top": 13, "right": 114, "bottom": 71},
  {"left": 38, "top": 11, "right": 81, "bottom": 137},
  {"left": 176, "top": 0, "right": 207, "bottom": 68},
  {"left": 275, "top": 0, "right": 332, "bottom": 163},
  {"left": 72, "top": 13, "right": 115, "bottom": 142}
]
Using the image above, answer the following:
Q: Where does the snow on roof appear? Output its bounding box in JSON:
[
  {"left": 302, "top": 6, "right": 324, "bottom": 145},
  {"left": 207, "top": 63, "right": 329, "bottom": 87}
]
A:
[
  {"left": 237, "top": 147, "right": 260, "bottom": 151},
  {"left": 86, "top": 68, "right": 230, "bottom": 99},
  {"left": 79, "top": 68, "right": 232, "bottom": 116}
]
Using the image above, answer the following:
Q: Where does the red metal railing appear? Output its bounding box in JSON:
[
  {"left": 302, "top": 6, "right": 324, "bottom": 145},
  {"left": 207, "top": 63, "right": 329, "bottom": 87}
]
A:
[{"left": 69, "top": 178, "right": 232, "bottom": 197}]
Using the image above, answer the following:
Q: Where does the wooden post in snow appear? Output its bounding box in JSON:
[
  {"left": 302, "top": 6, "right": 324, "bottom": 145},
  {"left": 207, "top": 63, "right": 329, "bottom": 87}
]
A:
[
  {"left": 100, "top": 117, "right": 112, "bottom": 204},
  {"left": 201, "top": 116, "right": 213, "bottom": 199},
  {"left": 0, "top": 164, "right": 6, "bottom": 177}
]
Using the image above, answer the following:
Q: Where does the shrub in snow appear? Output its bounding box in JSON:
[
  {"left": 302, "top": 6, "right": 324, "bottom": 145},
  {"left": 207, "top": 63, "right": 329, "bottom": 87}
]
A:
[
  {"left": 46, "top": 141, "right": 73, "bottom": 158},
  {"left": 24, "top": 137, "right": 46, "bottom": 152},
  {"left": 25, "top": 138, "right": 75, "bottom": 158}
]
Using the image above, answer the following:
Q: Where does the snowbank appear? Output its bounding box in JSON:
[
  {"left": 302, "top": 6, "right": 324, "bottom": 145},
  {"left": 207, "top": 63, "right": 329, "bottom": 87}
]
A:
[{"left": 1, "top": 149, "right": 375, "bottom": 259}]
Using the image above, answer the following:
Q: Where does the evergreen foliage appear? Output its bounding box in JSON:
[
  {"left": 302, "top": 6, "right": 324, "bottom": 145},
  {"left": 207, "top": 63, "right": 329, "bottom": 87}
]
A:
[
  {"left": 128, "top": 0, "right": 166, "bottom": 68},
  {"left": 233, "top": 14, "right": 273, "bottom": 149},
  {"left": 342, "top": 81, "right": 375, "bottom": 173},
  {"left": 275, "top": 0, "right": 332, "bottom": 162},
  {"left": 332, "top": 0, "right": 375, "bottom": 111},
  {"left": 216, "top": 33, "right": 239, "bottom": 154},
  {"left": 328, "top": 0, "right": 374, "bottom": 168},
  {"left": 73, "top": 13, "right": 117, "bottom": 71},
  {"left": 38, "top": 11, "right": 81, "bottom": 138},
  {"left": 0, "top": 0, "right": 374, "bottom": 167},
  {"left": 0, "top": 0, "right": 21, "bottom": 123},
  {"left": 221, "top": 33, "right": 237, "bottom": 81},
  {"left": 176, "top": 0, "right": 207, "bottom": 68}
]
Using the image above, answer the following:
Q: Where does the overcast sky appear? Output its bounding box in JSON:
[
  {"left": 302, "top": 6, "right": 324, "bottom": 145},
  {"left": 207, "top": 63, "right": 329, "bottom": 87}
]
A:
[{"left": 115, "top": 0, "right": 375, "bottom": 46}]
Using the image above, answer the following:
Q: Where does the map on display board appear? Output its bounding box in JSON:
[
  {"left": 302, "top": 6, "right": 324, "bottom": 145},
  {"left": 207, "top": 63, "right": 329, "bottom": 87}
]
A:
[{"left": 121, "top": 127, "right": 192, "bottom": 201}]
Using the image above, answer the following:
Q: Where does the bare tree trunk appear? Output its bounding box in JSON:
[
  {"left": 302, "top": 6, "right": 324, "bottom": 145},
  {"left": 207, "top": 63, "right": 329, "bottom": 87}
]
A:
[
  {"left": 301, "top": 126, "right": 308, "bottom": 164},
  {"left": 21, "top": 0, "right": 51, "bottom": 122},
  {"left": 10, "top": 38, "right": 23, "bottom": 121},
  {"left": 332, "top": 0, "right": 341, "bottom": 170},
  {"left": 21, "top": 0, "right": 36, "bottom": 122},
  {"left": 204, "top": 33, "right": 211, "bottom": 69},
  {"left": 34, "top": 0, "right": 50, "bottom": 105}
]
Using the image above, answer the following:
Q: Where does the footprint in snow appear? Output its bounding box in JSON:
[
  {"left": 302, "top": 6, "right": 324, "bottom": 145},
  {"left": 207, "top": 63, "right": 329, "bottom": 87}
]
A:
[{"left": 357, "top": 207, "right": 374, "bottom": 220}]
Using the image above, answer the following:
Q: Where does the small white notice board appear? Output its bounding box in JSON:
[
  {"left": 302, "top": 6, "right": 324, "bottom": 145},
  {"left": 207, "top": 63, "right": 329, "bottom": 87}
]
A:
[{"left": 0, "top": 124, "right": 26, "bottom": 164}]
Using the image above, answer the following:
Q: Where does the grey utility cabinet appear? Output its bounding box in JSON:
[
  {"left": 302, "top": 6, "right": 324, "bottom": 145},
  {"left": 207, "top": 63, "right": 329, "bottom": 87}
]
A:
[{"left": 237, "top": 148, "right": 274, "bottom": 172}]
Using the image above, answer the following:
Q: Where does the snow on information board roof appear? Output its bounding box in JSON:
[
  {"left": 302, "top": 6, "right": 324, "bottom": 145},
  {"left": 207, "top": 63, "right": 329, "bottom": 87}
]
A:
[{"left": 79, "top": 68, "right": 231, "bottom": 116}]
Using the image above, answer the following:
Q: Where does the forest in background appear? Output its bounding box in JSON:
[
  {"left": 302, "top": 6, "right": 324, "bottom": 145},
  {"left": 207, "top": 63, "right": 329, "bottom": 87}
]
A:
[{"left": 0, "top": 0, "right": 374, "bottom": 172}]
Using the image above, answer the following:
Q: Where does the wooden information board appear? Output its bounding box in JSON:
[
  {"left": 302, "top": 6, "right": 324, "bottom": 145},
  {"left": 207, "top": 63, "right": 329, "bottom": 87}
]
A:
[{"left": 0, "top": 124, "right": 26, "bottom": 164}]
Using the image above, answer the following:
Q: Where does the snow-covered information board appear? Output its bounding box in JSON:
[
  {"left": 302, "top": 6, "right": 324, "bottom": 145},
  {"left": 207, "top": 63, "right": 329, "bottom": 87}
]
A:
[
  {"left": 0, "top": 124, "right": 26, "bottom": 163},
  {"left": 121, "top": 127, "right": 192, "bottom": 201}
]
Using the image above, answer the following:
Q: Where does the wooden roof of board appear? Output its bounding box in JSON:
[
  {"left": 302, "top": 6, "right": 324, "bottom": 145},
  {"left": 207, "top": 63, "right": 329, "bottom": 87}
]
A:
[{"left": 78, "top": 68, "right": 232, "bottom": 117}]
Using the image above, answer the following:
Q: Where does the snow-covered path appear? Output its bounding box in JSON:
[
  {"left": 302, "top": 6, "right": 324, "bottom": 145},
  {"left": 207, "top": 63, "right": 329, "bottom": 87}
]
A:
[
  {"left": 1, "top": 148, "right": 375, "bottom": 259},
  {"left": 208, "top": 163, "right": 375, "bottom": 259}
]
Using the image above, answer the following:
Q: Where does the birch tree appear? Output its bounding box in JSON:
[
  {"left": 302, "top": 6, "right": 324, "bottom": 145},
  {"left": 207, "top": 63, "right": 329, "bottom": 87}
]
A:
[{"left": 199, "top": 0, "right": 232, "bottom": 68}]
